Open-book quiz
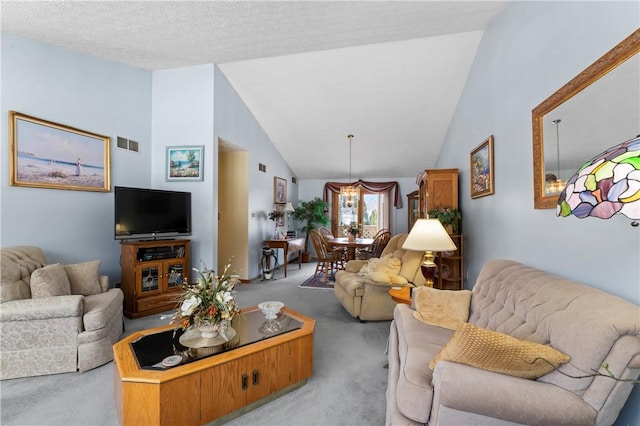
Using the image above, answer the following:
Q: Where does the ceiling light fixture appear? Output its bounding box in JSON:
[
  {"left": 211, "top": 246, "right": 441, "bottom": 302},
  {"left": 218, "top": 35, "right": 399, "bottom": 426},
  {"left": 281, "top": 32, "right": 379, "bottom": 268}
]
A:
[
  {"left": 341, "top": 134, "right": 359, "bottom": 208},
  {"left": 545, "top": 119, "right": 566, "bottom": 194}
]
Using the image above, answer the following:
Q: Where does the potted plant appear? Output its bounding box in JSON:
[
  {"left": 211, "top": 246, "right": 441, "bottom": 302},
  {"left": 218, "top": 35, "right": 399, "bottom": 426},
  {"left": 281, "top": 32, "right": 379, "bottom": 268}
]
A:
[
  {"left": 292, "top": 197, "right": 329, "bottom": 262},
  {"left": 427, "top": 207, "right": 461, "bottom": 234}
]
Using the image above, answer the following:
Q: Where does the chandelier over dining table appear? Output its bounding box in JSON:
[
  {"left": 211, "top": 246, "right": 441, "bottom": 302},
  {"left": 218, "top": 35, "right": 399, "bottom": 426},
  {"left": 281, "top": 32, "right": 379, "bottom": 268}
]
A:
[{"left": 341, "top": 134, "right": 359, "bottom": 208}]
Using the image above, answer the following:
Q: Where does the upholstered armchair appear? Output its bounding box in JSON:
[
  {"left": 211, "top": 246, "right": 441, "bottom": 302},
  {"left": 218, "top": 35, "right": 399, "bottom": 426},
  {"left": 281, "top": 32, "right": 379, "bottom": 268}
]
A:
[
  {"left": 334, "top": 234, "right": 425, "bottom": 321},
  {"left": 1, "top": 246, "right": 124, "bottom": 379}
]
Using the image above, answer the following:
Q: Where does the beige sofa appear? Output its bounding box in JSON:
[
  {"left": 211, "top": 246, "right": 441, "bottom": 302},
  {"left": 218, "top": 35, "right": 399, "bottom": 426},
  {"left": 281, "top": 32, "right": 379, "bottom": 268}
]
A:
[
  {"left": 334, "top": 233, "right": 424, "bottom": 321},
  {"left": 386, "top": 259, "right": 640, "bottom": 425},
  {"left": 1, "top": 246, "right": 124, "bottom": 379}
]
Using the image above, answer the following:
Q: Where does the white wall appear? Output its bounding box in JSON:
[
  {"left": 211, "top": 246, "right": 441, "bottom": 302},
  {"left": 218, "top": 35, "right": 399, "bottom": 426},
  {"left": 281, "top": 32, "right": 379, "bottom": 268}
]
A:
[
  {"left": 213, "top": 66, "right": 298, "bottom": 279},
  {"left": 151, "top": 65, "right": 216, "bottom": 269},
  {"left": 1, "top": 33, "right": 152, "bottom": 281},
  {"left": 437, "top": 2, "right": 640, "bottom": 423}
]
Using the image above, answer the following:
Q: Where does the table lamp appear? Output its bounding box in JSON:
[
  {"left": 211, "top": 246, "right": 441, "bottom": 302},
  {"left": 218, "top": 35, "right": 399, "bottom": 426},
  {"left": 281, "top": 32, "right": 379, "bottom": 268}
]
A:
[
  {"left": 283, "top": 202, "right": 295, "bottom": 231},
  {"left": 402, "top": 218, "right": 457, "bottom": 287}
]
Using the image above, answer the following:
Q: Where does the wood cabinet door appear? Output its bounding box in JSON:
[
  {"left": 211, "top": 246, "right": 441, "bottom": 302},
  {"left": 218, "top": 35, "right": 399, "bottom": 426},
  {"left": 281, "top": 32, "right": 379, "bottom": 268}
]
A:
[
  {"left": 200, "top": 359, "right": 246, "bottom": 422},
  {"left": 246, "top": 343, "right": 293, "bottom": 404},
  {"left": 135, "top": 261, "right": 162, "bottom": 296}
]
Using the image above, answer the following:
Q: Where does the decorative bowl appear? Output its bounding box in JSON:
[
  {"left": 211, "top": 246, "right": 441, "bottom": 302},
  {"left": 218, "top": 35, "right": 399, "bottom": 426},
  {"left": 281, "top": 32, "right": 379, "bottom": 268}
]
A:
[{"left": 258, "top": 301, "right": 284, "bottom": 320}]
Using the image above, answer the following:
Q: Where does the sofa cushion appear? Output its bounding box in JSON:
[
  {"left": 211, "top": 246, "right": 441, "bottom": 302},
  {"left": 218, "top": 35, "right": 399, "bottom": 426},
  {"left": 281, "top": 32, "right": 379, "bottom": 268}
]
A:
[
  {"left": 358, "top": 257, "right": 382, "bottom": 276},
  {"left": 365, "top": 271, "right": 408, "bottom": 285},
  {"left": 374, "top": 254, "right": 402, "bottom": 275},
  {"left": 430, "top": 322, "right": 571, "bottom": 379},
  {"left": 413, "top": 286, "right": 471, "bottom": 330},
  {"left": 30, "top": 264, "right": 71, "bottom": 298},
  {"left": 1, "top": 246, "right": 46, "bottom": 302},
  {"left": 64, "top": 260, "right": 102, "bottom": 296},
  {"left": 394, "top": 303, "right": 454, "bottom": 423}
]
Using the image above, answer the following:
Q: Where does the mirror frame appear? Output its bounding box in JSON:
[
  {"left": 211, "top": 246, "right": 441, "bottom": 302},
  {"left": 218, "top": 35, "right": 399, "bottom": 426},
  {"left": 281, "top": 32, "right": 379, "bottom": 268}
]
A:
[{"left": 532, "top": 28, "right": 640, "bottom": 209}]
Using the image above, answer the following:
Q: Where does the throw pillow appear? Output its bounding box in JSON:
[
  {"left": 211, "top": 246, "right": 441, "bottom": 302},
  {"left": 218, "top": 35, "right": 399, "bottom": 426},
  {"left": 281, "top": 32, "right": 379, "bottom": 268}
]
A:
[
  {"left": 429, "top": 322, "right": 571, "bottom": 379},
  {"left": 64, "top": 260, "right": 102, "bottom": 296},
  {"left": 359, "top": 257, "right": 382, "bottom": 276},
  {"left": 413, "top": 286, "right": 471, "bottom": 330},
  {"left": 374, "top": 254, "right": 402, "bottom": 275},
  {"left": 365, "top": 271, "right": 409, "bottom": 285},
  {"left": 30, "top": 263, "right": 71, "bottom": 298}
]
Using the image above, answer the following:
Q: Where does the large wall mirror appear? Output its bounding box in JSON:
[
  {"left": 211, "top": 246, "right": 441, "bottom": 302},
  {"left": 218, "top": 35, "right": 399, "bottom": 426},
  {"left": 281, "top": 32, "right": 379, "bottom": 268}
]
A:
[{"left": 532, "top": 29, "right": 640, "bottom": 209}]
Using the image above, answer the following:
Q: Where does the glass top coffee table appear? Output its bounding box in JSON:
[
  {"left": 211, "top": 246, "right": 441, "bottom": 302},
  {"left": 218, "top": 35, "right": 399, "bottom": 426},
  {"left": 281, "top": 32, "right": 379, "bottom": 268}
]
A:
[
  {"left": 130, "top": 307, "right": 304, "bottom": 370},
  {"left": 113, "top": 305, "right": 315, "bottom": 426}
]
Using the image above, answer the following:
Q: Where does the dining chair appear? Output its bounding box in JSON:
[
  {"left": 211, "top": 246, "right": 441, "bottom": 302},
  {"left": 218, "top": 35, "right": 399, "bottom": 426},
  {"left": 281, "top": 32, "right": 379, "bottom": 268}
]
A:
[
  {"left": 358, "top": 230, "right": 391, "bottom": 260},
  {"left": 309, "top": 230, "right": 345, "bottom": 281},
  {"left": 317, "top": 226, "right": 347, "bottom": 259}
]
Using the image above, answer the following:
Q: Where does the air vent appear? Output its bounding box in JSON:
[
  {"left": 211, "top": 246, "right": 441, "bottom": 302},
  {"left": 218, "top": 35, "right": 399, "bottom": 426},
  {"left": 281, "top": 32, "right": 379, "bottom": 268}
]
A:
[{"left": 116, "top": 136, "right": 139, "bottom": 152}]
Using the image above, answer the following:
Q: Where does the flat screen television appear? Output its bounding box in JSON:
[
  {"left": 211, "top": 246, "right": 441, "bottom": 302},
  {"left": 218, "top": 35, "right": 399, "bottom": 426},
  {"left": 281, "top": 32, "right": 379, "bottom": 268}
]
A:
[{"left": 114, "top": 186, "right": 192, "bottom": 240}]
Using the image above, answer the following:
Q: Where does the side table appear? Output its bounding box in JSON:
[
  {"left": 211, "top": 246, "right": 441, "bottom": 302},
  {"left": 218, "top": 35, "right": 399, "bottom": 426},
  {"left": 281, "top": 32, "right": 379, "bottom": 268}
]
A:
[{"left": 388, "top": 286, "right": 412, "bottom": 305}]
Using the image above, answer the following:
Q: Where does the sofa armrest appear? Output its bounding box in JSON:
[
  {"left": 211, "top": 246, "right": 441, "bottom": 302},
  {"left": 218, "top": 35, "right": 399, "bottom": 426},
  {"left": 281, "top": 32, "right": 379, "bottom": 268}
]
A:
[
  {"left": 345, "top": 259, "right": 367, "bottom": 273},
  {"left": 0, "top": 295, "right": 84, "bottom": 321},
  {"left": 431, "top": 361, "right": 597, "bottom": 425}
]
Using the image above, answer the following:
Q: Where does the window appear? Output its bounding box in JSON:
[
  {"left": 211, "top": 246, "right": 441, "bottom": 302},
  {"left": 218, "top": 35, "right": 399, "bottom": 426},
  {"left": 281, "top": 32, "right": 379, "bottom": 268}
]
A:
[{"left": 331, "top": 189, "right": 390, "bottom": 237}]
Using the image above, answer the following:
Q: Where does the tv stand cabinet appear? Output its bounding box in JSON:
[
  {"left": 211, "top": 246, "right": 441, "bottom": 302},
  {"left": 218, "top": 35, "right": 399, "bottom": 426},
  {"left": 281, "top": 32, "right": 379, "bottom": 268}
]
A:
[{"left": 120, "top": 239, "right": 190, "bottom": 319}]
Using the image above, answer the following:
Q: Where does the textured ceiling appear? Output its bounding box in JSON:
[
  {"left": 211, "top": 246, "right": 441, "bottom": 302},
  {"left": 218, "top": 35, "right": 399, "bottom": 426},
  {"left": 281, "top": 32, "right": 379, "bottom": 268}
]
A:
[{"left": 1, "top": 1, "right": 510, "bottom": 180}]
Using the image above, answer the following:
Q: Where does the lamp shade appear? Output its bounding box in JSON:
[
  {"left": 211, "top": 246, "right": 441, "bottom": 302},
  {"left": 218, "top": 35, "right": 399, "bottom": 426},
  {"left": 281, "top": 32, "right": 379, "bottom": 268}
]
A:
[
  {"left": 402, "top": 219, "right": 457, "bottom": 252},
  {"left": 557, "top": 135, "right": 640, "bottom": 222},
  {"left": 283, "top": 202, "right": 295, "bottom": 213}
]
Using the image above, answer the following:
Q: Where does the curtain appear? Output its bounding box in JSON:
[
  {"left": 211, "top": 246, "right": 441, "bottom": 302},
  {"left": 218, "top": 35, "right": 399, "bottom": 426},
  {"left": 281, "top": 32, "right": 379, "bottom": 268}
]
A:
[{"left": 323, "top": 180, "right": 402, "bottom": 208}]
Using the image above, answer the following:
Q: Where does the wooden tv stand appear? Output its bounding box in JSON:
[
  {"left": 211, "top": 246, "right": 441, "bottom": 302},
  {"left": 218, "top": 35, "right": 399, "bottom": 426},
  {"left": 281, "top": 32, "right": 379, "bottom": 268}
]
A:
[
  {"left": 113, "top": 306, "right": 315, "bottom": 425},
  {"left": 120, "top": 239, "right": 190, "bottom": 318}
]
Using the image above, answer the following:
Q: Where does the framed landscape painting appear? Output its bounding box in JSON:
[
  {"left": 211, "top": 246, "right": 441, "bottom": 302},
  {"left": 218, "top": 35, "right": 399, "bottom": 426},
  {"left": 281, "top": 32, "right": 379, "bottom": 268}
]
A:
[
  {"left": 9, "top": 111, "right": 111, "bottom": 192},
  {"left": 470, "top": 135, "right": 495, "bottom": 199},
  {"left": 274, "top": 176, "right": 287, "bottom": 203},
  {"left": 166, "top": 145, "right": 204, "bottom": 181}
]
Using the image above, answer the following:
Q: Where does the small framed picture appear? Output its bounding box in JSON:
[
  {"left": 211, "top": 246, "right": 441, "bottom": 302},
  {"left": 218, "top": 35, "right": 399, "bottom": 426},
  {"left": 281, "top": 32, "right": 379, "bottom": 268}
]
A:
[
  {"left": 166, "top": 145, "right": 204, "bottom": 182},
  {"left": 274, "top": 176, "right": 287, "bottom": 203},
  {"left": 470, "top": 135, "right": 495, "bottom": 198},
  {"left": 9, "top": 111, "right": 110, "bottom": 192}
]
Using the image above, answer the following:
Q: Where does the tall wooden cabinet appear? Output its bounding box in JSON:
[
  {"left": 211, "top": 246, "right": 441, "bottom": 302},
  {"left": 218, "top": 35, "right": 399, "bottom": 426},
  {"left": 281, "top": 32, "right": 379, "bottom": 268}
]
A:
[
  {"left": 407, "top": 190, "right": 419, "bottom": 231},
  {"left": 434, "top": 234, "right": 464, "bottom": 290},
  {"left": 417, "top": 168, "right": 459, "bottom": 218},
  {"left": 415, "top": 169, "right": 464, "bottom": 289},
  {"left": 120, "top": 239, "right": 190, "bottom": 318}
]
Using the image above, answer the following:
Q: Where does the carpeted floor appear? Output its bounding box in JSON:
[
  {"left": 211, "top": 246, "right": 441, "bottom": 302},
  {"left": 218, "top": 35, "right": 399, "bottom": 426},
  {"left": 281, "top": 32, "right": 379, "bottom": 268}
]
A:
[{"left": 0, "top": 261, "right": 391, "bottom": 426}]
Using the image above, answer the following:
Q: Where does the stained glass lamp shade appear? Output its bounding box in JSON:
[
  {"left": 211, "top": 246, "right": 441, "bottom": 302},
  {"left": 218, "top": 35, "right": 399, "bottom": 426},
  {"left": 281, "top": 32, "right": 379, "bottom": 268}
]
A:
[{"left": 557, "top": 135, "right": 640, "bottom": 225}]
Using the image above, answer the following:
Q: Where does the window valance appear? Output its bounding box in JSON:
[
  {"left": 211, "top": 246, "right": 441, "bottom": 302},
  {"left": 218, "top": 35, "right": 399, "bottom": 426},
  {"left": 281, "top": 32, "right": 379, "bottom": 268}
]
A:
[{"left": 323, "top": 180, "right": 402, "bottom": 209}]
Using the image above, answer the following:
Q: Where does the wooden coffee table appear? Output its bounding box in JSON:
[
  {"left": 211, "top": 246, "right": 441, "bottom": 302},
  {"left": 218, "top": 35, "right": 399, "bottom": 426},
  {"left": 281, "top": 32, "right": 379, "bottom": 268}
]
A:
[{"left": 113, "top": 306, "right": 315, "bottom": 425}]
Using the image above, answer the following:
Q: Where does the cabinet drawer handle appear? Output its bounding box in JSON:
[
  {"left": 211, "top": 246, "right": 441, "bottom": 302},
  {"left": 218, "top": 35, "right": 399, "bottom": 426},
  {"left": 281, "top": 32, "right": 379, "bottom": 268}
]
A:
[
  {"left": 252, "top": 370, "right": 259, "bottom": 385},
  {"left": 241, "top": 374, "right": 248, "bottom": 390}
]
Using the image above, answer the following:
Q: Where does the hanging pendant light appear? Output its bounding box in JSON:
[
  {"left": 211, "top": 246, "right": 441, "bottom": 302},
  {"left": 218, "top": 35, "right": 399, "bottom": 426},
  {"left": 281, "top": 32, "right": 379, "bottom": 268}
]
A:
[
  {"left": 545, "top": 119, "right": 567, "bottom": 194},
  {"left": 341, "top": 134, "right": 359, "bottom": 208}
]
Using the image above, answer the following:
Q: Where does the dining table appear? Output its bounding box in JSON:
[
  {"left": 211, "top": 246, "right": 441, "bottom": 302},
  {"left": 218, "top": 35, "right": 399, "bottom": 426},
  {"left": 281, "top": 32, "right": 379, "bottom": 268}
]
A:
[{"left": 327, "top": 237, "right": 374, "bottom": 261}]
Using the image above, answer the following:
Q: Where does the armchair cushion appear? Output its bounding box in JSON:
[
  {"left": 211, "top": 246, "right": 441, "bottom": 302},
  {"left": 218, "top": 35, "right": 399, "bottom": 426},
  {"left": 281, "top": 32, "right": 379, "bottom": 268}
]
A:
[
  {"left": 430, "top": 322, "right": 571, "bottom": 379},
  {"left": 365, "top": 271, "right": 408, "bottom": 285},
  {"left": 64, "top": 260, "right": 102, "bottom": 296},
  {"left": 413, "top": 286, "right": 471, "bottom": 330},
  {"left": 374, "top": 254, "right": 402, "bottom": 275},
  {"left": 30, "top": 264, "right": 71, "bottom": 298}
]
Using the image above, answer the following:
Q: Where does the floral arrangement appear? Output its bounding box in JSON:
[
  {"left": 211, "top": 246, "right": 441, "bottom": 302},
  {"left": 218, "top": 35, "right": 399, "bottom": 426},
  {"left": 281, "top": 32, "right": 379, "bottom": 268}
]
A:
[
  {"left": 268, "top": 210, "right": 284, "bottom": 221},
  {"left": 170, "top": 261, "right": 241, "bottom": 330},
  {"left": 427, "top": 207, "right": 461, "bottom": 233},
  {"left": 346, "top": 222, "right": 362, "bottom": 236}
]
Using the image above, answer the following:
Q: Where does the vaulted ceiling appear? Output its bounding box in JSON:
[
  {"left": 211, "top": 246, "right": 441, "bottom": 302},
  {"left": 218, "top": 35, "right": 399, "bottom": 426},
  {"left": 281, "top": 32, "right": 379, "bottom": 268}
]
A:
[{"left": 1, "top": 1, "right": 509, "bottom": 179}]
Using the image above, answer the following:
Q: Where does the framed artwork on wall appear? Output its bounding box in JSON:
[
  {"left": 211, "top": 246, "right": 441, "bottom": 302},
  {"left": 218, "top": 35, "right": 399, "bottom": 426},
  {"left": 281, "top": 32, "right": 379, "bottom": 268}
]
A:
[
  {"left": 470, "top": 135, "right": 495, "bottom": 198},
  {"left": 166, "top": 145, "right": 204, "bottom": 181},
  {"left": 9, "top": 111, "right": 111, "bottom": 192},
  {"left": 274, "top": 176, "right": 287, "bottom": 203}
]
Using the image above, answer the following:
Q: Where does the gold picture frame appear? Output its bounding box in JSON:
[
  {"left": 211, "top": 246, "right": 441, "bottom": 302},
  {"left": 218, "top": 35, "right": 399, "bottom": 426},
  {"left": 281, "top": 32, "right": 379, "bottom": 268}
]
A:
[
  {"left": 9, "top": 111, "right": 110, "bottom": 192},
  {"left": 470, "top": 135, "right": 495, "bottom": 199},
  {"left": 274, "top": 176, "right": 287, "bottom": 204}
]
